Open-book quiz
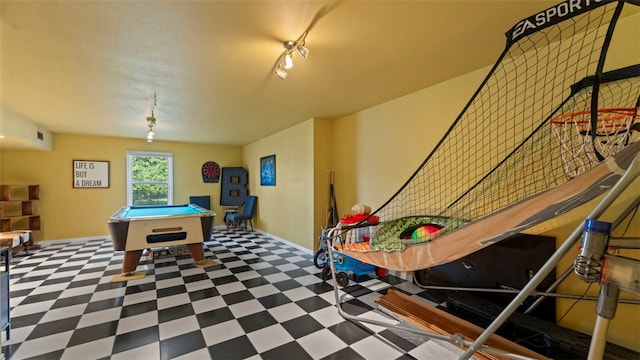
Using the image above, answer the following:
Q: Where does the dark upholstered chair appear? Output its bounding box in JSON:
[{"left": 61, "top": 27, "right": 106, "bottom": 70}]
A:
[
  {"left": 189, "top": 195, "right": 211, "bottom": 210},
  {"left": 226, "top": 195, "right": 257, "bottom": 231}
]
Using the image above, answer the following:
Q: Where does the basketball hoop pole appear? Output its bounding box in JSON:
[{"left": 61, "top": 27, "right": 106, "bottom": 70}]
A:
[{"left": 460, "top": 151, "right": 640, "bottom": 360}]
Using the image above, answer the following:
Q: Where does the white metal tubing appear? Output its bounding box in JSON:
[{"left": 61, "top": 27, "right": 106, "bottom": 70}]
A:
[
  {"left": 589, "top": 282, "right": 620, "bottom": 359},
  {"left": 460, "top": 153, "right": 640, "bottom": 360},
  {"left": 588, "top": 316, "right": 611, "bottom": 360},
  {"left": 524, "top": 265, "right": 575, "bottom": 314},
  {"left": 600, "top": 255, "right": 640, "bottom": 295},
  {"left": 325, "top": 228, "right": 536, "bottom": 360},
  {"left": 525, "top": 195, "right": 640, "bottom": 313}
]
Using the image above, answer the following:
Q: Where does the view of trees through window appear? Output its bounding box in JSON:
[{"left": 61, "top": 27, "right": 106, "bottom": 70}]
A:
[{"left": 127, "top": 151, "right": 173, "bottom": 206}]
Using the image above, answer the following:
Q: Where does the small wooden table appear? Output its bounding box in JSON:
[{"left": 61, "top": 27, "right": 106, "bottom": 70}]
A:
[{"left": 0, "top": 231, "right": 32, "bottom": 255}]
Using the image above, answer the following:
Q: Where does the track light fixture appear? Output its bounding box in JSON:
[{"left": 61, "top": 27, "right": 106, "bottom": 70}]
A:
[
  {"left": 274, "top": 32, "right": 309, "bottom": 80},
  {"left": 146, "top": 93, "right": 157, "bottom": 143}
]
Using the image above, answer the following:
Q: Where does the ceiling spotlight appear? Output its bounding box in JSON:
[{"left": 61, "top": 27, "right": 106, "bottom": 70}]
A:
[
  {"left": 284, "top": 52, "right": 294, "bottom": 69},
  {"left": 297, "top": 40, "right": 309, "bottom": 59},
  {"left": 275, "top": 66, "right": 288, "bottom": 80},
  {"left": 274, "top": 32, "right": 309, "bottom": 79}
]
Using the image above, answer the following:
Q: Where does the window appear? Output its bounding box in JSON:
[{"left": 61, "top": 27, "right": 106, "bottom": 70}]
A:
[{"left": 127, "top": 151, "right": 173, "bottom": 206}]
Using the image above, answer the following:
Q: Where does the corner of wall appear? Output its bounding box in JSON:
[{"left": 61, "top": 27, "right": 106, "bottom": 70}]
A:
[{"left": 0, "top": 105, "right": 53, "bottom": 151}]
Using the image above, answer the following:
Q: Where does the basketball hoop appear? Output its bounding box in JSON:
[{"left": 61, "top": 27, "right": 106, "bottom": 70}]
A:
[{"left": 551, "top": 108, "right": 638, "bottom": 178}]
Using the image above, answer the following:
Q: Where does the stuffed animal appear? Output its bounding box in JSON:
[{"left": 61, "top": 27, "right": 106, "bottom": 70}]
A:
[{"left": 351, "top": 203, "right": 371, "bottom": 215}]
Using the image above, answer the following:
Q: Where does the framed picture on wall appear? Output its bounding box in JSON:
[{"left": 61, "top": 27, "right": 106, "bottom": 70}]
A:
[
  {"left": 73, "top": 160, "right": 110, "bottom": 188},
  {"left": 260, "top": 154, "right": 276, "bottom": 186}
]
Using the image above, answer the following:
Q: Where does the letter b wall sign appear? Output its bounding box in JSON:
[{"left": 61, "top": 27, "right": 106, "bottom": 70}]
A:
[{"left": 220, "top": 167, "right": 248, "bottom": 206}]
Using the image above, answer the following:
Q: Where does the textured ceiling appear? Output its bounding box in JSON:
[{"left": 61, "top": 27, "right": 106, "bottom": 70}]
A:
[{"left": 0, "top": 0, "right": 561, "bottom": 147}]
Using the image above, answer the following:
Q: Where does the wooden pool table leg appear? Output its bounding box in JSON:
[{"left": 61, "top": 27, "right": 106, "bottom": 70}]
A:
[
  {"left": 123, "top": 249, "right": 144, "bottom": 274},
  {"left": 187, "top": 243, "right": 204, "bottom": 262}
]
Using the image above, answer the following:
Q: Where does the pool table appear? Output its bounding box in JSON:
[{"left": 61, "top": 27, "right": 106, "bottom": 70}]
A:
[{"left": 108, "top": 204, "right": 215, "bottom": 274}]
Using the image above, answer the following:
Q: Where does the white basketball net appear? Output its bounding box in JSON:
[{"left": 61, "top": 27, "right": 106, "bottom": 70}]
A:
[{"left": 551, "top": 108, "right": 637, "bottom": 178}]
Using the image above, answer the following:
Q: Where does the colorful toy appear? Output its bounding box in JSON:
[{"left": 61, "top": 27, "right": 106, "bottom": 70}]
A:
[
  {"left": 322, "top": 249, "right": 387, "bottom": 287},
  {"left": 411, "top": 224, "right": 442, "bottom": 240}
]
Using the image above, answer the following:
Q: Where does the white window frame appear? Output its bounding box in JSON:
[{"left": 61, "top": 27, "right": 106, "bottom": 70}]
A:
[{"left": 126, "top": 150, "right": 174, "bottom": 206}]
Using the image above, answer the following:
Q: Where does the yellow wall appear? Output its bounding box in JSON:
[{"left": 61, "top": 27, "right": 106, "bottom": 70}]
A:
[
  {"left": 607, "top": 11, "right": 640, "bottom": 71},
  {"left": 242, "top": 119, "right": 315, "bottom": 249},
  {"left": 332, "top": 67, "right": 487, "bottom": 212},
  {"left": 329, "top": 68, "right": 639, "bottom": 352},
  {"left": 537, "top": 182, "right": 640, "bottom": 352},
  {"left": 313, "top": 118, "right": 334, "bottom": 249},
  {"left": 324, "top": 13, "right": 640, "bottom": 351},
  {"left": 0, "top": 11, "right": 637, "bottom": 352},
  {"left": 0, "top": 133, "right": 242, "bottom": 240},
  {"left": 329, "top": 11, "right": 640, "bottom": 214}
]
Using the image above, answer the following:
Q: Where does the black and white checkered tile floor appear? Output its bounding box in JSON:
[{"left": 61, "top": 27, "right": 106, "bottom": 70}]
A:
[{"left": 1, "top": 229, "right": 466, "bottom": 360}]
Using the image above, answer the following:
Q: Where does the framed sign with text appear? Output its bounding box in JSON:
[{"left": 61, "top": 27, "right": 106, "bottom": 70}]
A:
[{"left": 73, "top": 160, "right": 110, "bottom": 188}]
